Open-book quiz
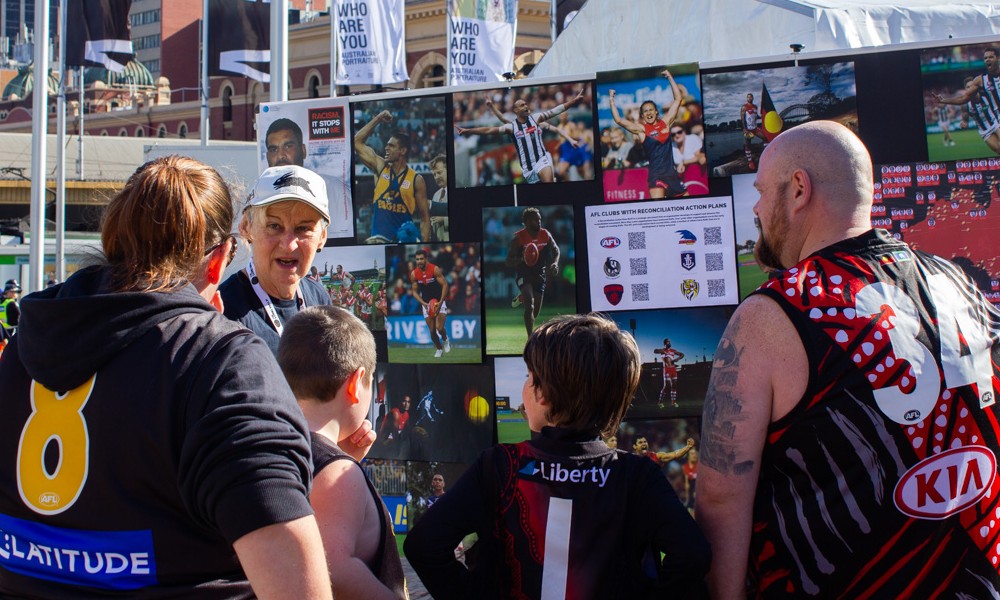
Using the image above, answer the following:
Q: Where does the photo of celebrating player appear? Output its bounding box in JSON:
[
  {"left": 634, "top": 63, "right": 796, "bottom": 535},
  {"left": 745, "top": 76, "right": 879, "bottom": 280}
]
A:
[
  {"left": 700, "top": 62, "right": 858, "bottom": 175},
  {"left": 385, "top": 243, "right": 483, "bottom": 363},
  {"left": 654, "top": 337, "right": 685, "bottom": 408},
  {"left": 616, "top": 417, "right": 701, "bottom": 514},
  {"left": 318, "top": 245, "right": 387, "bottom": 331},
  {"left": 606, "top": 307, "right": 733, "bottom": 417},
  {"left": 921, "top": 43, "right": 1000, "bottom": 161},
  {"left": 597, "top": 64, "right": 707, "bottom": 202},
  {"left": 453, "top": 81, "right": 594, "bottom": 187},
  {"left": 482, "top": 205, "right": 576, "bottom": 355},
  {"left": 351, "top": 96, "right": 447, "bottom": 244}
]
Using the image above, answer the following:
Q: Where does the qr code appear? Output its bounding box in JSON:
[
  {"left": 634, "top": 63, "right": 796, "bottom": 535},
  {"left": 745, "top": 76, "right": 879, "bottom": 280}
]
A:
[
  {"left": 703, "top": 227, "right": 722, "bottom": 245},
  {"left": 705, "top": 253, "right": 724, "bottom": 272},
  {"left": 630, "top": 257, "right": 648, "bottom": 276},
  {"left": 632, "top": 283, "right": 649, "bottom": 301},
  {"left": 628, "top": 231, "right": 646, "bottom": 250},
  {"left": 707, "top": 279, "right": 726, "bottom": 297}
]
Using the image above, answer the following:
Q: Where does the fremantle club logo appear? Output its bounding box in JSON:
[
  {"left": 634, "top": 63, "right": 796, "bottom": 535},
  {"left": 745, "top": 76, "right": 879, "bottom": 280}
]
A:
[
  {"left": 681, "top": 279, "right": 699, "bottom": 300},
  {"left": 681, "top": 252, "right": 696, "bottom": 271},
  {"left": 604, "top": 257, "right": 621, "bottom": 278},
  {"left": 604, "top": 284, "right": 624, "bottom": 306}
]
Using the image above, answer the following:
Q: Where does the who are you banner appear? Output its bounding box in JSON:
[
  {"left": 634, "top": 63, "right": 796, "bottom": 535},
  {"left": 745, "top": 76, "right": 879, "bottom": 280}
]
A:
[{"left": 333, "top": 0, "right": 408, "bottom": 86}]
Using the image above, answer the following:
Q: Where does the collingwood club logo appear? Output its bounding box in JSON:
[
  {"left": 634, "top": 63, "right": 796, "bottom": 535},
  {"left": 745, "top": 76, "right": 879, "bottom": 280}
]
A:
[{"left": 604, "top": 257, "right": 621, "bottom": 278}]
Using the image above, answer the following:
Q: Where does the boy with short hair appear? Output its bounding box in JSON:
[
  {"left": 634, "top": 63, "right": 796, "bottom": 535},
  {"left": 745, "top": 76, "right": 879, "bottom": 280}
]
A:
[
  {"left": 278, "top": 306, "right": 408, "bottom": 600},
  {"left": 405, "top": 313, "right": 711, "bottom": 598}
]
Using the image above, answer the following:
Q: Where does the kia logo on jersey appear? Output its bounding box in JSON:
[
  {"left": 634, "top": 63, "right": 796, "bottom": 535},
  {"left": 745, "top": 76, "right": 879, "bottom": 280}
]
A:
[
  {"left": 600, "top": 237, "right": 621, "bottom": 249},
  {"left": 604, "top": 284, "right": 623, "bottom": 305},
  {"left": 894, "top": 446, "right": 996, "bottom": 519}
]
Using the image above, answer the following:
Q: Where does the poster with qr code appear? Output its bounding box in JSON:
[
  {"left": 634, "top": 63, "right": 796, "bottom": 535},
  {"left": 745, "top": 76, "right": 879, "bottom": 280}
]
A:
[{"left": 585, "top": 197, "right": 738, "bottom": 310}]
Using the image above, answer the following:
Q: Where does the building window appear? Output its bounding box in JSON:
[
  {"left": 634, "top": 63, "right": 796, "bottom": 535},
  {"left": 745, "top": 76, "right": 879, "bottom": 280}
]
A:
[
  {"left": 157, "top": 125, "right": 167, "bottom": 138},
  {"left": 421, "top": 65, "right": 446, "bottom": 88},
  {"left": 145, "top": 59, "right": 160, "bottom": 73},
  {"left": 100, "top": 129, "right": 108, "bottom": 136},
  {"left": 178, "top": 123, "right": 188, "bottom": 139},
  {"left": 130, "top": 9, "right": 161, "bottom": 27},
  {"left": 309, "top": 75, "right": 320, "bottom": 98},
  {"left": 135, "top": 127, "right": 145, "bottom": 137},
  {"left": 134, "top": 34, "right": 161, "bottom": 51},
  {"left": 119, "top": 128, "right": 128, "bottom": 136},
  {"left": 222, "top": 86, "right": 233, "bottom": 122}
]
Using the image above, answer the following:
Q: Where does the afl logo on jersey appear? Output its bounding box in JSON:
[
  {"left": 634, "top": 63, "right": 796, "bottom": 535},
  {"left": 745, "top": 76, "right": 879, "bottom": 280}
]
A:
[
  {"left": 894, "top": 446, "right": 996, "bottom": 519},
  {"left": 600, "top": 237, "right": 621, "bottom": 249}
]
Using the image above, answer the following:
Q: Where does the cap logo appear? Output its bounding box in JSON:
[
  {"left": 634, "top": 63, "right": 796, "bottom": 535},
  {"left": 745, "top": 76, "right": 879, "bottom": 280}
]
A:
[{"left": 273, "top": 171, "right": 314, "bottom": 197}]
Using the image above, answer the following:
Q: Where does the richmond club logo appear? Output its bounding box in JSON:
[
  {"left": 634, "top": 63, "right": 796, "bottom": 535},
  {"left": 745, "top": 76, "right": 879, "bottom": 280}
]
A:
[
  {"left": 604, "top": 257, "right": 621, "bottom": 278},
  {"left": 681, "top": 279, "right": 699, "bottom": 300},
  {"left": 681, "top": 252, "right": 696, "bottom": 271},
  {"left": 604, "top": 284, "right": 624, "bottom": 305}
]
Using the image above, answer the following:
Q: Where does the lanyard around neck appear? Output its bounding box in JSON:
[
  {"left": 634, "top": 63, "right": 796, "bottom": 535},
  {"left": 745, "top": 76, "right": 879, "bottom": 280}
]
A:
[{"left": 245, "top": 260, "right": 303, "bottom": 336}]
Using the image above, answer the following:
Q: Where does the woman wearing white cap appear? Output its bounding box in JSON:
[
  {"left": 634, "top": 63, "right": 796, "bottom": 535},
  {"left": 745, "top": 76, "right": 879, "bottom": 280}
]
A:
[{"left": 220, "top": 165, "right": 333, "bottom": 356}]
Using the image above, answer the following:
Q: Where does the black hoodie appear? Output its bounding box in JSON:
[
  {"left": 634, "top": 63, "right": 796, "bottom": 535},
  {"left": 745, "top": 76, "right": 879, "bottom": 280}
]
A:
[{"left": 0, "top": 266, "right": 313, "bottom": 599}]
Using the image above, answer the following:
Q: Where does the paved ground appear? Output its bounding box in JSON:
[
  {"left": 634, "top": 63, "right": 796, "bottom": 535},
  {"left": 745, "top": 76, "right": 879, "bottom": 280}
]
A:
[{"left": 401, "top": 556, "right": 430, "bottom": 598}]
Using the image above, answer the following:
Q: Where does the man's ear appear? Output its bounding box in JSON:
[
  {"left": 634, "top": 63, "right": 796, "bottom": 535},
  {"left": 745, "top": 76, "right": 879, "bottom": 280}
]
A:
[
  {"left": 789, "top": 168, "right": 812, "bottom": 213},
  {"left": 345, "top": 366, "right": 366, "bottom": 405}
]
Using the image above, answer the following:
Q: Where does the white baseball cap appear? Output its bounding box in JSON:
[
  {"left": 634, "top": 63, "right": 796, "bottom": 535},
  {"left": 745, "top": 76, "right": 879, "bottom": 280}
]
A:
[{"left": 247, "top": 165, "right": 330, "bottom": 222}]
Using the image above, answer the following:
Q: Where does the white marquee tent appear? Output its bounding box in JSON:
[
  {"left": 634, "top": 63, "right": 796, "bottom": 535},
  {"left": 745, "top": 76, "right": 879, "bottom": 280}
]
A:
[{"left": 531, "top": 0, "right": 1000, "bottom": 76}]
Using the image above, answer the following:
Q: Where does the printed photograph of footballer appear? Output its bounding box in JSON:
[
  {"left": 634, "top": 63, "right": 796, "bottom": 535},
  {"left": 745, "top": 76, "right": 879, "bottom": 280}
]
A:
[
  {"left": 366, "top": 363, "right": 495, "bottom": 463},
  {"left": 616, "top": 417, "right": 701, "bottom": 516},
  {"left": 405, "top": 461, "right": 471, "bottom": 529},
  {"left": 597, "top": 63, "right": 709, "bottom": 203},
  {"left": 452, "top": 81, "right": 594, "bottom": 187},
  {"left": 319, "top": 244, "right": 388, "bottom": 331},
  {"left": 700, "top": 62, "right": 858, "bottom": 175},
  {"left": 482, "top": 205, "right": 577, "bottom": 355},
  {"left": 731, "top": 172, "right": 773, "bottom": 299},
  {"left": 607, "top": 307, "right": 734, "bottom": 418},
  {"left": 258, "top": 97, "right": 354, "bottom": 238},
  {"left": 493, "top": 356, "right": 532, "bottom": 443},
  {"left": 921, "top": 43, "right": 1000, "bottom": 162},
  {"left": 872, "top": 158, "right": 1000, "bottom": 304},
  {"left": 352, "top": 95, "right": 448, "bottom": 244},
  {"left": 384, "top": 243, "right": 483, "bottom": 363}
]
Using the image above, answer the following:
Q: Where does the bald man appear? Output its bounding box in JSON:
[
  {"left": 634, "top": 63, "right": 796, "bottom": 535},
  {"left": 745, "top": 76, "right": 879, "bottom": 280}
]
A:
[{"left": 698, "top": 121, "right": 1000, "bottom": 598}]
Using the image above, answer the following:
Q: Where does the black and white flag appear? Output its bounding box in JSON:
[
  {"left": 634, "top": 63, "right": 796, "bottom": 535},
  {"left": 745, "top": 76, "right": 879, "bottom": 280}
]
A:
[
  {"left": 208, "top": 0, "right": 270, "bottom": 82},
  {"left": 66, "top": 0, "right": 134, "bottom": 73}
]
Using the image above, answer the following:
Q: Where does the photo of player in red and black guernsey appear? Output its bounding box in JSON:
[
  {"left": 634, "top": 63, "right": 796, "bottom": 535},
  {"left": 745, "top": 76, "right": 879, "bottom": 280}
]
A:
[{"left": 748, "top": 228, "right": 1000, "bottom": 597}]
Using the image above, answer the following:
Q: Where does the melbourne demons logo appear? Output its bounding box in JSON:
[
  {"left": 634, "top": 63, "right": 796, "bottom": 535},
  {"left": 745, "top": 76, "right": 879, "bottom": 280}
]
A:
[
  {"left": 604, "top": 257, "right": 621, "bottom": 278},
  {"left": 894, "top": 446, "right": 996, "bottom": 519},
  {"left": 600, "top": 237, "right": 621, "bottom": 249},
  {"left": 681, "top": 279, "right": 699, "bottom": 300},
  {"left": 604, "top": 284, "right": 624, "bottom": 305}
]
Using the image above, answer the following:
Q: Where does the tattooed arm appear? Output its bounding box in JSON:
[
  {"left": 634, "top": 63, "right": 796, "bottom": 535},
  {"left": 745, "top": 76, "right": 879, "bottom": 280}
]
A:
[{"left": 696, "top": 294, "right": 807, "bottom": 599}]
